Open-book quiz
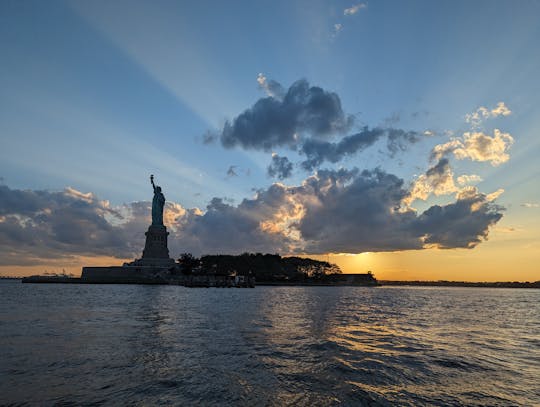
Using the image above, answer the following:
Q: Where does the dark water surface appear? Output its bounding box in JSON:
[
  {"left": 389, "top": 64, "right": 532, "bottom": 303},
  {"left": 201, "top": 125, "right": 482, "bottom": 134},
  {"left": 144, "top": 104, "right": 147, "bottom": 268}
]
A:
[{"left": 1, "top": 281, "right": 539, "bottom": 406}]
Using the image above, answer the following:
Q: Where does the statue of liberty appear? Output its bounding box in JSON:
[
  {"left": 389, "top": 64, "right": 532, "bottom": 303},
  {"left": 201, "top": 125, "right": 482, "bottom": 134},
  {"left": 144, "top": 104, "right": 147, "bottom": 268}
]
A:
[{"left": 150, "top": 174, "right": 165, "bottom": 226}]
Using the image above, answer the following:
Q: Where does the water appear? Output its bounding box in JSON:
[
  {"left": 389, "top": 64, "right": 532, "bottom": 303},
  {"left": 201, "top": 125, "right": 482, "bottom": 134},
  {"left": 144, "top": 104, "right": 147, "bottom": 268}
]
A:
[{"left": 1, "top": 281, "right": 539, "bottom": 406}]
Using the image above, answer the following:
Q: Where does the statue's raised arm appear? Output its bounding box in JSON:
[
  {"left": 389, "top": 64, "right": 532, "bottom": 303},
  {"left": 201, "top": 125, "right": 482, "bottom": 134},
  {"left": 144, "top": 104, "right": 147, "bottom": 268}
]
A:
[{"left": 150, "top": 174, "right": 165, "bottom": 226}]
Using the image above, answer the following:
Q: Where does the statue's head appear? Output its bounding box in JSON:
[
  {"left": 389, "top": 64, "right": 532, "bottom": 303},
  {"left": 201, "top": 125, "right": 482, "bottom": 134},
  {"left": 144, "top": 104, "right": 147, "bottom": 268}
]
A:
[{"left": 156, "top": 186, "right": 162, "bottom": 193}]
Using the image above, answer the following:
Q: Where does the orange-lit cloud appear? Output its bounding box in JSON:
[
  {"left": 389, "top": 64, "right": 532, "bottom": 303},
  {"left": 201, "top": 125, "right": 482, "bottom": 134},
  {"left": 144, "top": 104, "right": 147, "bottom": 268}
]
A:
[
  {"left": 465, "top": 102, "right": 511, "bottom": 127},
  {"left": 432, "top": 130, "right": 514, "bottom": 166}
]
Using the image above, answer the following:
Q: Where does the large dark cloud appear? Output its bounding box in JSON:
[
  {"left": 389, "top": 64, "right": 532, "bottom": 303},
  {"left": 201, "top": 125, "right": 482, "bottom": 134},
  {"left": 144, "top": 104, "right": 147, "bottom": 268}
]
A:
[
  {"left": 173, "top": 184, "right": 296, "bottom": 255},
  {"left": 0, "top": 186, "right": 73, "bottom": 216},
  {"left": 295, "top": 169, "right": 503, "bottom": 253},
  {"left": 220, "top": 79, "right": 353, "bottom": 151},
  {"left": 296, "top": 169, "right": 422, "bottom": 252},
  {"left": 0, "top": 186, "right": 140, "bottom": 265},
  {"left": 413, "top": 191, "right": 504, "bottom": 248},
  {"left": 214, "top": 78, "right": 425, "bottom": 172}
]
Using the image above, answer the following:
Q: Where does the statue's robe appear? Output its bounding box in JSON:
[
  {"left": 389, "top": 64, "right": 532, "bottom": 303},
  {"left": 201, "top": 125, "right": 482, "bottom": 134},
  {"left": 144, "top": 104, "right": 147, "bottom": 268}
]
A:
[{"left": 152, "top": 191, "right": 165, "bottom": 225}]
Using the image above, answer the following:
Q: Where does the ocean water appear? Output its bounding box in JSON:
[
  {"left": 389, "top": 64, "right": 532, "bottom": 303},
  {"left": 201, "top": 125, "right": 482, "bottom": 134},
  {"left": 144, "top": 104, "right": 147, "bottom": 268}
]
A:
[{"left": 0, "top": 281, "right": 539, "bottom": 406}]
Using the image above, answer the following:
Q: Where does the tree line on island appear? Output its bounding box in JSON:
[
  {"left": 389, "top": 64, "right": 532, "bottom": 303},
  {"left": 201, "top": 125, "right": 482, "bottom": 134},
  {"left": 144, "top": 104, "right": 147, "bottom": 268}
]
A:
[{"left": 176, "top": 252, "right": 357, "bottom": 284}]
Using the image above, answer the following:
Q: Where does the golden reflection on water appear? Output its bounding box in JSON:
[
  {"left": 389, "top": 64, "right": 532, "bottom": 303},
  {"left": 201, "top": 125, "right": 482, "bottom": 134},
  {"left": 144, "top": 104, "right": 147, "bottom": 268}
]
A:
[{"left": 329, "top": 324, "right": 406, "bottom": 356}]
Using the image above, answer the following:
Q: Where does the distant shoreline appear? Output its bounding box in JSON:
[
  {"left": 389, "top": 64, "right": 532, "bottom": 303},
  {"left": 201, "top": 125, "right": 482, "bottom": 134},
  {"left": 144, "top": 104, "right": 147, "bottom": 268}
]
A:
[
  {"left": 2, "top": 276, "right": 539, "bottom": 288},
  {"left": 379, "top": 280, "right": 540, "bottom": 289},
  {"left": 259, "top": 281, "right": 540, "bottom": 289}
]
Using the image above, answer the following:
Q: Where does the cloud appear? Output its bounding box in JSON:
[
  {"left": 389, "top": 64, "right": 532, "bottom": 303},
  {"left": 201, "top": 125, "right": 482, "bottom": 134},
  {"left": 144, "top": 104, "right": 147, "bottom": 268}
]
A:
[
  {"left": 300, "top": 127, "right": 422, "bottom": 171},
  {"left": 295, "top": 169, "right": 503, "bottom": 253},
  {"left": 219, "top": 79, "right": 353, "bottom": 151},
  {"left": 333, "top": 23, "right": 343, "bottom": 36},
  {"left": 431, "top": 139, "right": 462, "bottom": 162},
  {"left": 465, "top": 102, "right": 511, "bottom": 127},
  {"left": 296, "top": 169, "right": 422, "bottom": 253},
  {"left": 0, "top": 184, "right": 298, "bottom": 263},
  {"left": 257, "top": 73, "right": 285, "bottom": 99},
  {"left": 413, "top": 189, "right": 504, "bottom": 249},
  {"left": 521, "top": 202, "right": 540, "bottom": 208},
  {"left": 173, "top": 185, "right": 299, "bottom": 255},
  {"left": 202, "top": 130, "right": 218, "bottom": 144},
  {"left": 267, "top": 154, "right": 294, "bottom": 180},
  {"left": 386, "top": 128, "right": 424, "bottom": 156},
  {"left": 485, "top": 188, "right": 504, "bottom": 202},
  {"left": 300, "top": 127, "right": 383, "bottom": 170},
  {"left": 208, "top": 77, "right": 429, "bottom": 172},
  {"left": 0, "top": 185, "right": 139, "bottom": 265},
  {"left": 432, "top": 129, "right": 514, "bottom": 166},
  {"left": 404, "top": 158, "right": 458, "bottom": 205},
  {"left": 454, "top": 130, "right": 514, "bottom": 165},
  {"left": 226, "top": 165, "right": 238, "bottom": 177},
  {"left": 344, "top": 3, "right": 367, "bottom": 15},
  {"left": 491, "top": 102, "right": 512, "bottom": 117}
]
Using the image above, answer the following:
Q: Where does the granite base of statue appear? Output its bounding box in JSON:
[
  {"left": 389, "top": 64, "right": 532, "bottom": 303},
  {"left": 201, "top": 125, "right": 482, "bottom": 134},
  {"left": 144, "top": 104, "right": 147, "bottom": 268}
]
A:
[{"left": 135, "top": 224, "right": 175, "bottom": 267}]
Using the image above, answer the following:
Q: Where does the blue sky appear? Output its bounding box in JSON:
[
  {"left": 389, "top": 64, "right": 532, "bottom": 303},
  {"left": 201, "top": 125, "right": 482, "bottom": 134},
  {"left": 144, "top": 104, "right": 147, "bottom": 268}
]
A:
[{"left": 1, "top": 0, "right": 539, "bottom": 279}]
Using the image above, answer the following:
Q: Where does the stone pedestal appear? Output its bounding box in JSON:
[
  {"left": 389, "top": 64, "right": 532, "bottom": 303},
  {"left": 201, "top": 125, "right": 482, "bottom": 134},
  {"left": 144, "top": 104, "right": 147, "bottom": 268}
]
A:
[
  {"left": 132, "top": 224, "right": 176, "bottom": 267},
  {"left": 142, "top": 225, "right": 170, "bottom": 259}
]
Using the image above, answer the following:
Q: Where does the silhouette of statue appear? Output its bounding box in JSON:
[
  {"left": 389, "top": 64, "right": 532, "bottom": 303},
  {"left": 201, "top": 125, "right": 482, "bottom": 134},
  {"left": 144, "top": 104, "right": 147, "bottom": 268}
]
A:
[{"left": 150, "top": 174, "right": 165, "bottom": 226}]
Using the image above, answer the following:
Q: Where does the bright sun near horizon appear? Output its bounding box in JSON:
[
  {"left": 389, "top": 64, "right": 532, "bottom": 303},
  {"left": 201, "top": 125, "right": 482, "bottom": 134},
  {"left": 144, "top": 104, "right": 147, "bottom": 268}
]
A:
[{"left": 1, "top": 0, "right": 539, "bottom": 282}]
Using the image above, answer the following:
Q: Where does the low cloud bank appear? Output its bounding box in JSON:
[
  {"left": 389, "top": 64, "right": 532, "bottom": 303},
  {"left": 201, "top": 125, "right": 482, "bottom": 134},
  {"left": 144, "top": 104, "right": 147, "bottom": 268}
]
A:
[{"left": 0, "top": 171, "right": 504, "bottom": 265}]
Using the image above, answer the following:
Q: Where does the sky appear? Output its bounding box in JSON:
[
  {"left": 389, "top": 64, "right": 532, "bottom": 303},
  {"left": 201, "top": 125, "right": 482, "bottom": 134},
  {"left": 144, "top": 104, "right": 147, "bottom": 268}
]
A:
[{"left": 1, "top": 0, "right": 539, "bottom": 281}]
